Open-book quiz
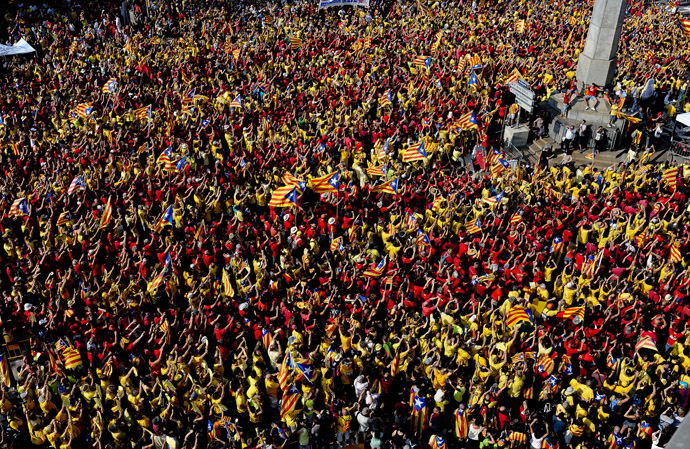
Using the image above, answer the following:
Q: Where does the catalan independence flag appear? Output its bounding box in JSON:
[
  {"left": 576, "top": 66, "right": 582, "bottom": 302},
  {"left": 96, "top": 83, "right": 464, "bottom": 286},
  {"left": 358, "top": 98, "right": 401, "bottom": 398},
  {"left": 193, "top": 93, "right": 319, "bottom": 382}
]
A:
[
  {"left": 277, "top": 351, "right": 293, "bottom": 391},
  {"left": 8, "top": 198, "right": 29, "bottom": 217},
  {"left": 584, "top": 148, "right": 597, "bottom": 160},
  {"left": 468, "top": 70, "right": 482, "bottom": 89},
  {"left": 466, "top": 219, "right": 481, "bottom": 234},
  {"left": 283, "top": 173, "right": 307, "bottom": 192},
  {"left": 311, "top": 172, "right": 339, "bottom": 194},
  {"left": 157, "top": 146, "right": 173, "bottom": 166},
  {"left": 455, "top": 111, "right": 479, "bottom": 131},
  {"left": 294, "top": 360, "right": 317, "bottom": 383},
  {"left": 670, "top": 243, "right": 682, "bottom": 263},
  {"left": 367, "top": 163, "right": 386, "bottom": 178},
  {"left": 491, "top": 159, "right": 511, "bottom": 178},
  {"left": 416, "top": 229, "right": 431, "bottom": 246},
  {"left": 558, "top": 307, "right": 585, "bottom": 321},
  {"left": 289, "top": 36, "right": 303, "bottom": 49},
  {"left": 154, "top": 205, "right": 174, "bottom": 232},
  {"left": 363, "top": 257, "right": 387, "bottom": 277},
  {"left": 483, "top": 191, "right": 504, "bottom": 207},
  {"left": 134, "top": 104, "right": 152, "bottom": 120},
  {"left": 148, "top": 254, "right": 171, "bottom": 295},
  {"left": 228, "top": 95, "right": 242, "bottom": 108},
  {"left": 680, "top": 18, "right": 690, "bottom": 38},
  {"left": 468, "top": 54, "right": 482, "bottom": 70},
  {"left": 73, "top": 103, "right": 94, "bottom": 119},
  {"left": 412, "top": 55, "right": 432, "bottom": 69},
  {"left": 430, "top": 436, "right": 446, "bottom": 449},
  {"left": 403, "top": 142, "right": 426, "bottom": 162},
  {"left": 635, "top": 335, "right": 658, "bottom": 353},
  {"left": 268, "top": 186, "right": 298, "bottom": 208},
  {"left": 280, "top": 384, "right": 302, "bottom": 419},
  {"left": 67, "top": 176, "right": 86, "bottom": 195},
  {"left": 379, "top": 89, "right": 393, "bottom": 107},
  {"left": 56, "top": 211, "right": 71, "bottom": 227},
  {"left": 506, "top": 306, "right": 534, "bottom": 328},
  {"left": 372, "top": 177, "right": 399, "bottom": 194},
  {"left": 101, "top": 78, "right": 117, "bottom": 93}
]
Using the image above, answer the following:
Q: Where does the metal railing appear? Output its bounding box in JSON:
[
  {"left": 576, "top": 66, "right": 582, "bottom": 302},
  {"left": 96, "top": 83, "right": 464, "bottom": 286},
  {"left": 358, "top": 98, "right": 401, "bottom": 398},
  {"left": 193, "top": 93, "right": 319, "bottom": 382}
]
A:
[
  {"left": 503, "top": 140, "right": 524, "bottom": 162},
  {"left": 670, "top": 141, "right": 690, "bottom": 162},
  {"left": 550, "top": 119, "right": 621, "bottom": 152}
]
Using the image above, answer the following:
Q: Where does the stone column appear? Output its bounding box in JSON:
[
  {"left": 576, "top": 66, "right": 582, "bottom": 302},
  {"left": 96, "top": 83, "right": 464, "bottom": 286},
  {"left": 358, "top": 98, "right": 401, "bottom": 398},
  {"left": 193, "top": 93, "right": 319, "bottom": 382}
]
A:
[{"left": 575, "top": 0, "right": 627, "bottom": 89}]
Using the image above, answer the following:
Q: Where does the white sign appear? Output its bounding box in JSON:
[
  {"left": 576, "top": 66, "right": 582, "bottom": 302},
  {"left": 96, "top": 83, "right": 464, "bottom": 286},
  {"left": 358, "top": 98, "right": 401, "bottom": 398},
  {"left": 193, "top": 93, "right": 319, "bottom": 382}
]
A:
[
  {"left": 0, "top": 38, "right": 36, "bottom": 57},
  {"left": 509, "top": 79, "right": 535, "bottom": 113},
  {"left": 319, "top": 0, "right": 370, "bottom": 8}
]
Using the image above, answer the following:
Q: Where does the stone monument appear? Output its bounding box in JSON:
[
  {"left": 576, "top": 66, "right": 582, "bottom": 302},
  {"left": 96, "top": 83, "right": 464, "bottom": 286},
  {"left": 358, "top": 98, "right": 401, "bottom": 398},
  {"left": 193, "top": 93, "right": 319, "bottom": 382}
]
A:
[{"left": 575, "top": 0, "right": 627, "bottom": 88}]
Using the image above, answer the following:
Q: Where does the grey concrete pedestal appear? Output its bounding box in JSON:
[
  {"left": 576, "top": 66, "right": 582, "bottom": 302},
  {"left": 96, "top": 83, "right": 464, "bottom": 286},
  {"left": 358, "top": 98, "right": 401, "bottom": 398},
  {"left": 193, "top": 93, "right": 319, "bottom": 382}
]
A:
[
  {"left": 575, "top": 0, "right": 627, "bottom": 89},
  {"left": 504, "top": 125, "right": 530, "bottom": 148}
]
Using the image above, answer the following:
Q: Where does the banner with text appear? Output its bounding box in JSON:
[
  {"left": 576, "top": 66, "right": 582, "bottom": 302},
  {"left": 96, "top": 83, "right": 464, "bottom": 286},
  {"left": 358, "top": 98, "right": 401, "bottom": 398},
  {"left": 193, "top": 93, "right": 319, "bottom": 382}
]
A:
[{"left": 319, "top": 0, "right": 369, "bottom": 9}]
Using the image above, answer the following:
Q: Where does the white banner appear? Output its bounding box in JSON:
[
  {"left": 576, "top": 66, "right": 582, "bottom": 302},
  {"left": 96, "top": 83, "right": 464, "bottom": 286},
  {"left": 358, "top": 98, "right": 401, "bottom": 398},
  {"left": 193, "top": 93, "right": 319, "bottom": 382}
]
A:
[
  {"left": 318, "top": 0, "right": 369, "bottom": 9},
  {"left": 0, "top": 38, "right": 36, "bottom": 57}
]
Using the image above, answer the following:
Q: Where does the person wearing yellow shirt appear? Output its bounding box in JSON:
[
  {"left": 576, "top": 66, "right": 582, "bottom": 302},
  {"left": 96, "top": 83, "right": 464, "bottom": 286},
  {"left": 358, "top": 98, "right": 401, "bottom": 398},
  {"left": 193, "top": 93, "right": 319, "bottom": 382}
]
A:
[{"left": 335, "top": 405, "right": 356, "bottom": 446}]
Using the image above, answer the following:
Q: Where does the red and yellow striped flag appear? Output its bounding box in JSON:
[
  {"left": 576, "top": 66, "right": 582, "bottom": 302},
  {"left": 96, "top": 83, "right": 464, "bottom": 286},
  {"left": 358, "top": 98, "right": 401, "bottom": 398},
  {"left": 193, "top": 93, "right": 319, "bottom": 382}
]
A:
[
  {"left": 558, "top": 306, "right": 585, "bottom": 321},
  {"left": 62, "top": 348, "right": 83, "bottom": 370},
  {"left": 222, "top": 270, "right": 235, "bottom": 297},
  {"left": 0, "top": 355, "right": 10, "bottom": 387},
  {"left": 670, "top": 243, "right": 682, "bottom": 263},
  {"left": 663, "top": 167, "right": 679, "bottom": 190},
  {"left": 506, "top": 306, "right": 534, "bottom": 328},
  {"left": 680, "top": 18, "right": 690, "bottom": 38},
  {"left": 99, "top": 197, "right": 112, "bottom": 229}
]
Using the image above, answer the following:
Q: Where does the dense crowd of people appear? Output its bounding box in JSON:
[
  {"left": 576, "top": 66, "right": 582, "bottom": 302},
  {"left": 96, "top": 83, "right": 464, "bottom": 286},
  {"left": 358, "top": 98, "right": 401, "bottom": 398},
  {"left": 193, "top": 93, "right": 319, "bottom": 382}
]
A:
[{"left": 0, "top": 0, "right": 690, "bottom": 448}]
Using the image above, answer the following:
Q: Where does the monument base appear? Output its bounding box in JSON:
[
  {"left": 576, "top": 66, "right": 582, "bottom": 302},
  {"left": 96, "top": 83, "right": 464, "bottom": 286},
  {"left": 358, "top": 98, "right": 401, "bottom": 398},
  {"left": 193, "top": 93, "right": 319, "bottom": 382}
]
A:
[
  {"left": 504, "top": 125, "right": 530, "bottom": 148},
  {"left": 576, "top": 53, "right": 616, "bottom": 89}
]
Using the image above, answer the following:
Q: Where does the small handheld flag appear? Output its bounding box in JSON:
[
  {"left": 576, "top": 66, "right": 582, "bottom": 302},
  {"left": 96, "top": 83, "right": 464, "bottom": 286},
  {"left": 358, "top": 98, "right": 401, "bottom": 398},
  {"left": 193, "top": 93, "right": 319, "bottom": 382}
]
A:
[
  {"left": 99, "top": 197, "right": 113, "bottom": 229},
  {"left": 402, "top": 142, "right": 426, "bottom": 162},
  {"left": 154, "top": 205, "right": 174, "bottom": 232},
  {"left": 371, "top": 177, "right": 399, "bottom": 194},
  {"left": 9, "top": 198, "right": 29, "bottom": 218},
  {"left": 311, "top": 172, "right": 339, "bottom": 194},
  {"left": 268, "top": 186, "right": 298, "bottom": 208},
  {"left": 229, "top": 95, "right": 242, "bottom": 108},
  {"left": 101, "top": 78, "right": 117, "bottom": 93},
  {"left": 68, "top": 176, "right": 86, "bottom": 194}
]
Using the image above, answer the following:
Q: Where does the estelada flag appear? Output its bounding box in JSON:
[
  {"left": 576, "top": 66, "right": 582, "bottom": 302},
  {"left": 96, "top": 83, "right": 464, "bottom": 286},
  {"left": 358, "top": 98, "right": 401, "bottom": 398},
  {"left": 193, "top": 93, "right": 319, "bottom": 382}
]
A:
[
  {"left": 310, "top": 172, "right": 339, "bottom": 194},
  {"left": 371, "top": 177, "right": 399, "bottom": 194},
  {"left": 363, "top": 257, "right": 387, "bottom": 277},
  {"left": 8, "top": 198, "right": 29, "bottom": 217},
  {"left": 134, "top": 104, "right": 152, "bottom": 120},
  {"left": 268, "top": 186, "right": 297, "bottom": 208},
  {"left": 557, "top": 306, "right": 585, "bottom": 321},
  {"left": 635, "top": 335, "right": 658, "bottom": 353},
  {"left": 154, "top": 205, "right": 174, "bottom": 232},
  {"left": 402, "top": 142, "right": 426, "bottom": 162},
  {"left": 101, "top": 78, "right": 117, "bottom": 93},
  {"left": 506, "top": 306, "right": 533, "bottom": 328},
  {"left": 289, "top": 36, "right": 303, "bottom": 49}
]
